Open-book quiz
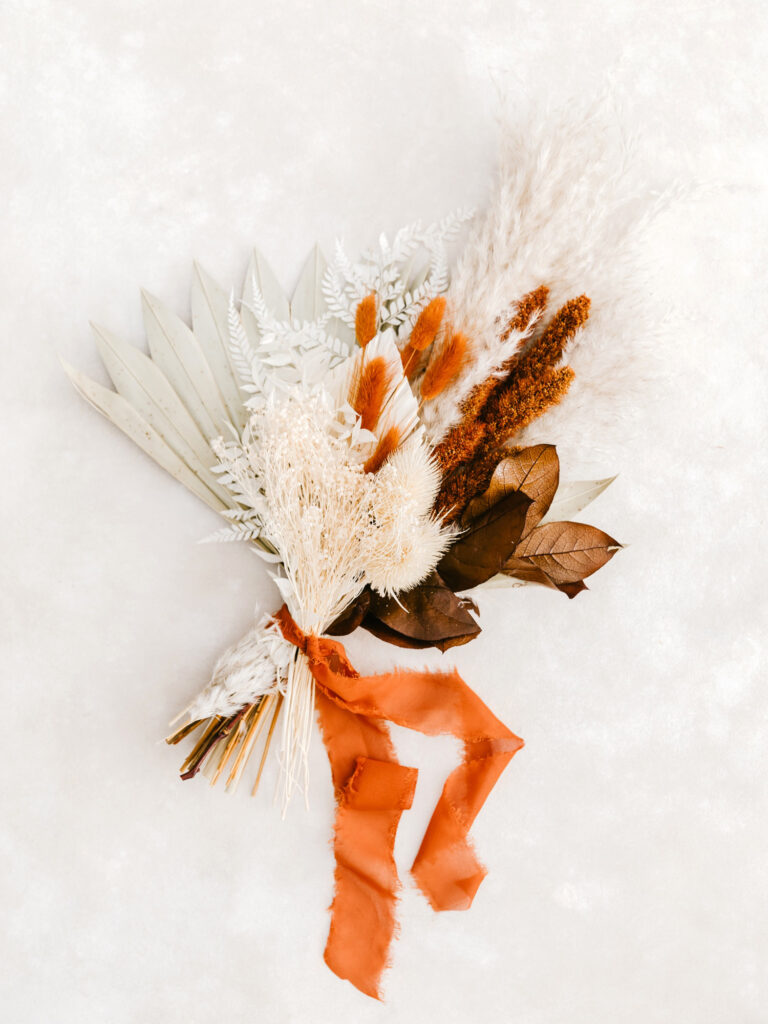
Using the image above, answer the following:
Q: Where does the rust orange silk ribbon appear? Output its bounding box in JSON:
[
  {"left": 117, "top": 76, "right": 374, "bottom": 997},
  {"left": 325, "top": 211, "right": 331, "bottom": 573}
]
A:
[{"left": 274, "top": 604, "right": 524, "bottom": 1000}]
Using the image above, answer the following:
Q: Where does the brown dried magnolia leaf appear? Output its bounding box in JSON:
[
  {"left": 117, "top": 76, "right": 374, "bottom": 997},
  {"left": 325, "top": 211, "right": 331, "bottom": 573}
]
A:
[
  {"left": 360, "top": 617, "right": 437, "bottom": 650},
  {"left": 463, "top": 444, "right": 559, "bottom": 538},
  {"left": 501, "top": 554, "right": 559, "bottom": 589},
  {"left": 513, "top": 521, "right": 621, "bottom": 585},
  {"left": 501, "top": 555, "right": 589, "bottom": 599},
  {"left": 438, "top": 489, "right": 532, "bottom": 591},
  {"left": 556, "top": 579, "right": 589, "bottom": 599},
  {"left": 364, "top": 571, "right": 481, "bottom": 651},
  {"left": 326, "top": 589, "right": 371, "bottom": 636}
]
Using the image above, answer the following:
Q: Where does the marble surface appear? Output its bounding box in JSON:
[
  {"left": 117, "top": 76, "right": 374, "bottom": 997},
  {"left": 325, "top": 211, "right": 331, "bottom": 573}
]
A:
[{"left": 2, "top": 1, "right": 767, "bottom": 1021}]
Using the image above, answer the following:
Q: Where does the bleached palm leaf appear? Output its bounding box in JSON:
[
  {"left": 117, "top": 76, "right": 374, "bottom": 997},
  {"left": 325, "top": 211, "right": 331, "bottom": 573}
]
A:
[
  {"left": 90, "top": 323, "right": 233, "bottom": 506},
  {"left": 244, "top": 248, "right": 290, "bottom": 326},
  {"left": 63, "top": 361, "right": 229, "bottom": 513},
  {"left": 141, "top": 290, "right": 232, "bottom": 438},
  {"left": 291, "top": 245, "right": 328, "bottom": 323},
  {"left": 191, "top": 263, "right": 248, "bottom": 431}
]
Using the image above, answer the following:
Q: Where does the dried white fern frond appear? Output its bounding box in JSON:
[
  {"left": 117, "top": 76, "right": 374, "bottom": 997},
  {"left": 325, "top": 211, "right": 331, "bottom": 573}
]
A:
[
  {"left": 227, "top": 291, "right": 258, "bottom": 384},
  {"left": 322, "top": 211, "right": 474, "bottom": 343}
]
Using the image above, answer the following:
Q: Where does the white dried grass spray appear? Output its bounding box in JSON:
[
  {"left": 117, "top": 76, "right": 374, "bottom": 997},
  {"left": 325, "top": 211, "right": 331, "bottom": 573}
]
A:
[{"left": 422, "top": 98, "right": 678, "bottom": 467}]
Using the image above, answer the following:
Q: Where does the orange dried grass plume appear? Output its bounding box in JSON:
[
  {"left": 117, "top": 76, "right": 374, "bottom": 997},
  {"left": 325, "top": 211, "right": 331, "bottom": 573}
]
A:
[
  {"left": 436, "top": 365, "right": 575, "bottom": 521},
  {"left": 409, "top": 297, "right": 446, "bottom": 351},
  {"left": 517, "top": 294, "right": 590, "bottom": 377},
  {"left": 364, "top": 427, "right": 400, "bottom": 474},
  {"left": 420, "top": 331, "right": 467, "bottom": 402},
  {"left": 501, "top": 285, "right": 550, "bottom": 346},
  {"left": 355, "top": 293, "right": 378, "bottom": 347},
  {"left": 350, "top": 356, "right": 390, "bottom": 432}
]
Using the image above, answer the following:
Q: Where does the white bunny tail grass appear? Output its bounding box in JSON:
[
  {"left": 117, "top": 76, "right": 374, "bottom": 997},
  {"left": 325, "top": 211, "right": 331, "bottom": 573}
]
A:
[{"left": 425, "top": 97, "right": 681, "bottom": 466}]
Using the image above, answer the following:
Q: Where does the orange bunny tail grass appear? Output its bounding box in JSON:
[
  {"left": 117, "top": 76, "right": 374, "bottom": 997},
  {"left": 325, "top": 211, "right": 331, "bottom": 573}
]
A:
[
  {"left": 350, "top": 356, "right": 391, "bottom": 432},
  {"left": 409, "top": 296, "right": 447, "bottom": 351},
  {"left": 355, "top": 293, "right": 378, "bottom": 347},
  {"left": 364, "top": 427, "right": 400, "bottom": 474},
  {"left": 420, "top": 331, "right": 468, "bottom": 402}
]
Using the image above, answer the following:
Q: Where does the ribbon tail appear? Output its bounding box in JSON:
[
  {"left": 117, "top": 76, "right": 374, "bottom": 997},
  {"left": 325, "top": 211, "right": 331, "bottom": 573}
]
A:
[
  {"left": 273, "top": 606, "right": 524, "bottom": 996},
  {"left": 306, "top": 650, "right": 525, "bottom": 914},
  {"left": 315, "top": 691, "right": 417, "bottom": 1000},
  {"left": 411, "top": 735, "right": 522, "bottom": 911}
]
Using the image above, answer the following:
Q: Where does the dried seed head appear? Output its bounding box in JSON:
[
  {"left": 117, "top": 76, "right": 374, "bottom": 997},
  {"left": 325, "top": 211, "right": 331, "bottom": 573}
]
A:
[
  {"left": 420, "top": 331, "right": 468, "bottom": 402},
  {"left": 364, "top": 427, "right": 400, "bottom": 474},
  {"left": 355, "top": 293, "right": 378, "bottom": 347},
  {"left": 501, "top": 285, "right": 550, "bottom": 345},
  {"left": 409, "top": 296, "right": 447, "bottom": 351},
  {"left": 350, "top": 356, "right": 390, "bottom": 432}
]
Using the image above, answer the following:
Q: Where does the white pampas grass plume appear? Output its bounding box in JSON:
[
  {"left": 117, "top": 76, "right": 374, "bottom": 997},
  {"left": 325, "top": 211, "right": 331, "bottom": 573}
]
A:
[{"left": 422, "top": 98, "right": 678, "bottom": 465}]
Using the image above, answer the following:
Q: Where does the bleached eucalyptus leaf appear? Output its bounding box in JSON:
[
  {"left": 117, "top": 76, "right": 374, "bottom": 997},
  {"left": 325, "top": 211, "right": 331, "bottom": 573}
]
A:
[
  {"left": 90, "top": 323, "right": 232, "bottom": 506},
  {"left": 540, "top": 476, "right": 617, "bottom": 524},
  {"left": 191, "top": 263, "right": 248, "bottom": 430},
  {"left": 62, "top": 361, "right": 227, "bottom": 513},
  {"left": 140, "top": 290, "right": 231, "bottom": 439}
]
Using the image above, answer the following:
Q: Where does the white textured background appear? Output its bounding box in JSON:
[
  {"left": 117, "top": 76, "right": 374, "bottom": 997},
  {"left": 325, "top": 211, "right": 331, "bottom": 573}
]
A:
[{"left": 2, "top": 2, "right": 767, "bottom": 1021}]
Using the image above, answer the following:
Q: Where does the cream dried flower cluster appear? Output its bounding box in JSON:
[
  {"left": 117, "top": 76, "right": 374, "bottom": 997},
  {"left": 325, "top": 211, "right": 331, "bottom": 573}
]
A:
[{"left": 190, "top": 329, "right": 453, "bottom": 804}]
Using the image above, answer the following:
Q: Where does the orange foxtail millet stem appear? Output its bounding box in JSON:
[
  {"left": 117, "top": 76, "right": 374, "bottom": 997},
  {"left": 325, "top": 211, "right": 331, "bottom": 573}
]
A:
[
  {"left": 433, "top": 286, "right": 551, "bottom": 478},
  {"left": 435, "top": 366, "right": 575, "bottom": 520},
  {"left": 434, "top": 294, "right": 589, "bottom": 519}
]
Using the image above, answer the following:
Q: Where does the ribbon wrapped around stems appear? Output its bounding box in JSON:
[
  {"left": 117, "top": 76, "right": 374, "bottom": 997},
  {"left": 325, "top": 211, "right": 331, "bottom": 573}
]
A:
[{"left": 274, "top": 605, "right": 524, "bottom": 1000}]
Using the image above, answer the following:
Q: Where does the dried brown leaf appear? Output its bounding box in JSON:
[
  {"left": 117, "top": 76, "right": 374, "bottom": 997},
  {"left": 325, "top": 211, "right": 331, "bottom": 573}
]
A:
[
  {"left": 513, "top": 522, "right": 621, "bottom": 584},
  {"left": 359, "top": 617, "right": 438, "bottom": 650},
  {"left": 365, "top": 571, "right": 481, "bottom": 651},
  {"left": 438, "top": 490, "right": 532, "bottom": 591},
  {"left": 463, "top": 444, "right": 559, "bottom": 537},
  {"left": 501, "top": 555, "right": 589, "bottom": 599},
  {"left": 326, "top": 589, "right": 372, "bottom": 636}
]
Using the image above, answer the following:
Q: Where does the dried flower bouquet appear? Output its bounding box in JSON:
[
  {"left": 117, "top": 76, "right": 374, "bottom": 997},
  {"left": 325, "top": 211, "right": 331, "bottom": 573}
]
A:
[{"left": 67, "top": 109, "right": 662, "bottom": 999}]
